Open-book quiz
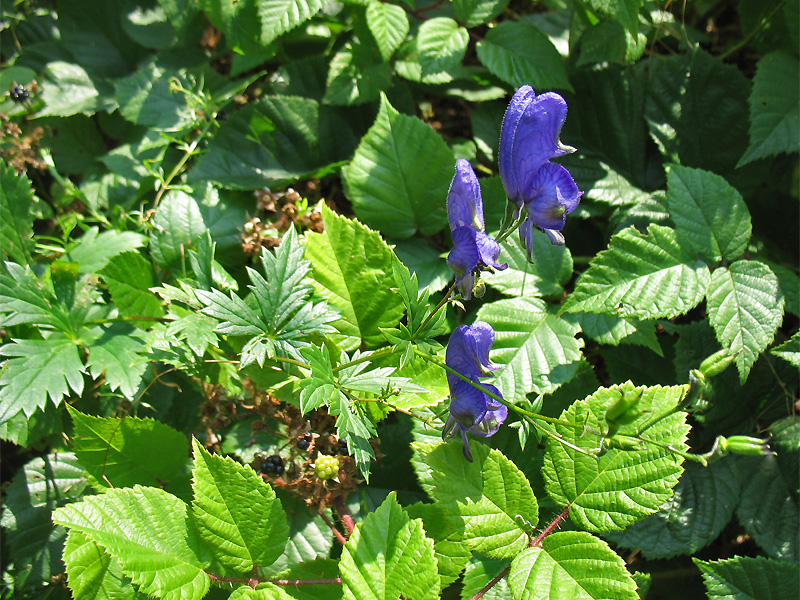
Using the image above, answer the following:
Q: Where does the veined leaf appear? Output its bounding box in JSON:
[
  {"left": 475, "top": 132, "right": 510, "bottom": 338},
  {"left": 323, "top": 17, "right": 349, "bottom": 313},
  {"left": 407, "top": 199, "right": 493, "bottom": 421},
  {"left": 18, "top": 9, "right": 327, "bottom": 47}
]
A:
[
  {"left": 63, "top": 531, "right": 144, "bottom": 600},
  {"left": 230, "top": 584, "right": 296, "bottom": 599},
  {"left": 0, "top": 160, "right": 34, "bottom": 265},
  {"left": 69, "top": 407, "right": 189, "bottom": 488},
  {"left": 584, "top": 0, "right": 642, "bottom": 36},
  {"left": 266, "top": 491, "right": 334, "bottom": 575},
  {"left": 453, "top": 0, "right": 510, "bottom": 27},
  {"left": 771, "top": 331, "right": 800, "bottom": 367},
  {"left": 115, "top": 62, "right": 196, "bottom": 131},
  {"left": 694, "top": 555, "right": 800, "bottom": 600},
  {"left": 257, "top": 0, "right": 324, "bottom": 46},
  {"left": 542, "top": 382, "right": 689, "bottom": 532},
  {"left": 0, "top": 261, "right": 74, "bottom": 331},
  {"left": 324, "top": 38, "right": 393, "bottom": 105},
  {"left": 666, "top": 165, "right": 751, "bottom": 262},
  {"left": 366, "top": 1, "right": 408, "bottom": 61},
  {"left": 509, "top": 531, "right": 638, "bottom": 600},
  {"left": 52, "top": 486, "right": 211, "bottom": 600},
  {"left": 562, "top": 224, "right": 711, "bottom": 319},
  {"left": 416, "top": 442, "right": 538, "bottom": 559},
  {"left": 68, "top": 227, "right": 148, "bottom": 274},
  {"left": 416, "top": 18, "right": 469, "bottom": 83},
  {"left": 565, "top": 312, "right": 662, "bottom": 356},
  {"left": 84, "top": 324, "right": 147, "bottom": 400},
  {"left": 305, "top": 204, "right": 404, "bottom": 349},
  {"left": 706, "top": 260, "right": 784, "bottom": 383},
  {"left": 149, "top": 191, "right": 207, "bottom": 269},
  {"left": 340, "top": 492, "right": 439, "bottom": 600},
  {"left": 405, "top": 502, "right": 471, "bottom": 588},
  {"left": 343, "top": 94, "right": 454, "bottom": 239},
  {"left": 191, "top": 439, "right": 288, "bottom": 573},
  {"left": 739, "top": 52, "right": 800, "bottom": 166},
  {"left": 100, "top": 251, "right": 164, "bottom": 321},
  {"left": 461, "top": 557, "right": 510, "bottom": 600},
  {"left": 482, "top": 236, "right": 573, "bottom": 299}
]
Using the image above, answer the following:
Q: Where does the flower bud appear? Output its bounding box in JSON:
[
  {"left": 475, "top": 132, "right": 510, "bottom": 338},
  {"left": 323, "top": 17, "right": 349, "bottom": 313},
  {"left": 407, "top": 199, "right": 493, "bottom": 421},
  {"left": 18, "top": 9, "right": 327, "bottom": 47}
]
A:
[
  {"left": 718, "top": 435, "right": 775, "bottom": 457},
  {"left": 699, "top": 348, "right": 736, "bottom": 378}
]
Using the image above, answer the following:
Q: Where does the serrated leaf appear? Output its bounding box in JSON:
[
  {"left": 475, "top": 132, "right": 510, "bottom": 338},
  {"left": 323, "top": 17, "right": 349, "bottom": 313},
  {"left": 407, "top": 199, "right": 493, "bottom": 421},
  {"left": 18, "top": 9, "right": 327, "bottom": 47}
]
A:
[
  {"left": 694, "top": 555, "right": 800, "bottom": 600},
  {"left": 231, "top": 585, "right": 297, "bottom": 599},
  {"left": 562, "top": 224, "right": 711, "bottom": 319},
  {"left": 477, "top": 297, "right": 584, "bottom": 397},
  {"left": 405, "top": 502, "right": 471, "bottom": 588},
  {"left": 69, "top": 407, "right": 188, "bottom": 488},
  {"left": 149, "top": 191, "right": 208, "bottom": 268},
  {"left": 706, "top": 260, "right": 784, "bottom": 382},
  {"left": 52, "top": 486, "right": 211, "bottom": 600},
  {"left": 63, "top": 531, "right": 145, "bottom": 600},
  {"left": 476, "top": 21, "right": 572, "bottom": 91},
  {"left": 366, "top": 1, "right": 408, "bottom": 61},
  {"left": 0, "top": 337, "right": 85, "bottom": 422},
  {"left": 0, "top": 160, "right": 34, "bottom": 265},
  {"left": 115, "top": 62, "right": 196, "bottom": 131},
  {"left": 85, "top": 324, "right": 147, "bottom": 399},
  {"left": 565, "top": 312, "right": 662, "bottom": 356},
  {"left": 67, "top": 227, "right": 148, "bottom": 275},
  {"left": 417, "top": 442, "right": 538, "bottom": 559},
  {"left": 265, "top": 491, "right": 333, "bottom": 575},
  {"left": 577, "top": 19, "right": 646, "bottom": 67},
  {"left": 392, "top": 238, "right": 452, "bottom": 294},
  {"left": 304, "top": 204, "right": 404, "bottom": 349},
  {"left": 0, "top": 262, "right": 74, "bottom": 331},
  {"left": 461, "top": 557, "right": 510, "bottom": 600},
  {"left": 542, "top": 382, "right": 689, "bottom": 532},
  {"left": 257, "top": 0, "right": 324, "bottom": 46},
  {"left": 666, "top": 165, "right": 751, "bottom": 262},
  {"left": 166, "top": 311, "right": 220, "bottom": 357},
  {"left": 340, "top": 492, "right": 439, "bottom": 600},
  {"left": 771, "top": 331, "right": 800, "bottom": 367},
  {"left": 342, "top": 94, "right": 454, "bottom": 239},
  {"left": 191, "top": 439, "right": 288, "bottom": 572},
  {"left": 453, "top": 0, "right": 510, "bottom": 27},
  {"left": 100, "top": 251, "right": 164, "bottom": 321},
  {"left": 38, "top": 61, "right": 116, "bottom": 117},
  {"left": 509, "top": 531, "right": 638, "bottom": 600},
  {"left": 606, "top": 460, "right": 741, "bottom": 559},
  {"left": 324, "top": 39, "right": 393, "bottom": 105},
  {"left": 416, "top": 18, "right": 468, "bottom": 82},
  {"left": 739, "top": 52, "right": 800, "bottom": 166},
  {"left": 585, "top": 0, "right": 642, "bottom": 35},
  {"left": 483, "top": 236, "right": 573, "bottom": 298}
]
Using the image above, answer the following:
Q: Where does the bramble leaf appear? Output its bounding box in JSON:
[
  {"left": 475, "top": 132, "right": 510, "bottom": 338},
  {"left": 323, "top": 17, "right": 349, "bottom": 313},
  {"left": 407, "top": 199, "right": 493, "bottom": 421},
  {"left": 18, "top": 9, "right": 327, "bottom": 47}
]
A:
[
  {"left": 68, "top": 227, "right": 148, "bottom": 274},
  {"left": 84, "top": 324, "right": 147, "bottom": 400},
  {"left": 100, "top": 251, "right": 164, "bottom": 321},
  {"left": 63, "top": 531, "right": 143, "bottom": 600},
  {"left": 257, "top": 0, "right": 324, "bottom": 46},
  {"left": 366, "top": 1, "right": 408, "bottom": 61},
  {"left": 771, "top": 331, "right": 800, "bottom": 367},
  {"left": 0, "top": 262, "right": 74, "bottom": 331},
  {"left": 694, "top": 555, "right": 800, "bottom": 600},
  {"left": 483, "top": 236, "right": 573, "bottom": 299},
  {"left": 0, "top": 160, "right": 34, "bottom": 265}
]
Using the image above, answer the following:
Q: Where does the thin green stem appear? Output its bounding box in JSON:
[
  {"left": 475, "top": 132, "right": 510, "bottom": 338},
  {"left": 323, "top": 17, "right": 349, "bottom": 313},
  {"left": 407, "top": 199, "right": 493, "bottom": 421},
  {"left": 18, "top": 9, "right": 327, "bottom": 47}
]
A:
[
  {"left": 411, "top": 283, "right": 456, "bottom": 341},
  {"left": 333, "top": 347, "right": 395, "bottom": 373},
  {"left": 720, "top": 0, "right": 786, "bottom": 59},
  {"left": 152, "top": 118, "right": 215, "bottom": 210}
]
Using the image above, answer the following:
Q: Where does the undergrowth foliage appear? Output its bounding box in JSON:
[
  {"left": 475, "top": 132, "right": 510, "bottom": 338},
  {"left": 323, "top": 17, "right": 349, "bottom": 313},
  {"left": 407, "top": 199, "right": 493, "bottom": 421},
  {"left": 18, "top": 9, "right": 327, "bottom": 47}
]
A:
[{"left": 1, "top": 1, "right": 798, "bottom": 599}]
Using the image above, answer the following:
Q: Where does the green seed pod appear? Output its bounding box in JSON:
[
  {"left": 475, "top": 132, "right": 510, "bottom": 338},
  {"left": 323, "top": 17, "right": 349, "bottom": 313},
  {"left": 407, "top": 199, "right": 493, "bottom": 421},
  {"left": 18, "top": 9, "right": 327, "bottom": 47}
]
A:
[{"left": 699, "top": 348, "right": 736, "bottom": 378}]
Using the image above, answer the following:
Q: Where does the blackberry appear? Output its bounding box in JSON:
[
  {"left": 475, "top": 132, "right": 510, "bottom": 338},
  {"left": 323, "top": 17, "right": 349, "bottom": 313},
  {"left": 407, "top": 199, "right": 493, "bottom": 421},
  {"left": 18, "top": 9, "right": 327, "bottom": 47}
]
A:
[
  {"left": 338, "top": 438, "right": 349, "bottom": 455},
  {"left": 9, "top": 85, "right": 29, "bottom": 103},
  {"left": 297, "top": 433, "right": 312, "bottom": 450}
]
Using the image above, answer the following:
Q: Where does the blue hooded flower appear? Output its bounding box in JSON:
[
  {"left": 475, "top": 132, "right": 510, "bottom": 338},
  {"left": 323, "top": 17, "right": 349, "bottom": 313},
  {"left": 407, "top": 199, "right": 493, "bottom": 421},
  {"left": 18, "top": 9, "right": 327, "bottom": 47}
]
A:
[
  {"left": 499, "top": 85, "right": 582, "bottom": 249},
  {"left": 446, "top": 159, "right": 507, "bottom": 299},
  {"left": 442, "top": 321, "right": 508, "bottom": 461}
]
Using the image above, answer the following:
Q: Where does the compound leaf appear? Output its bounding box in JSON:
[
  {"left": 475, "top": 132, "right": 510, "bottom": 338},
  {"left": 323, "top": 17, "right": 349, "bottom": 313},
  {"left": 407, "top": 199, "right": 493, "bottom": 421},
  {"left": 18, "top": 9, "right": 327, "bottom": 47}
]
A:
[{"left": 84, "top": 324, "right": 147, "bottom": 400}]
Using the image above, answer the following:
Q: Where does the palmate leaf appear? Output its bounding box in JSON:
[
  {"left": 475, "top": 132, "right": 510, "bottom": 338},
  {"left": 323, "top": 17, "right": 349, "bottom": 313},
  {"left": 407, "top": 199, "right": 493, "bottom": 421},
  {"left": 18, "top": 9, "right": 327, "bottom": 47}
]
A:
[
  {"left": 365, "top": 0, "right": 408, "bottom": 61},
  {"left": 694, "top": 555, "right": 800, "bottom": 600},
  {"left": 509, "top": 531, "right": 638, "bottom": 600},
  {"left": 342, "top": 94, "right": 454, "bottom": 239},
  {"left": 0, "top": 159, "right": 34, "bottom": 265},
  {"left": 340, "top": 492, "right": 439, "bottom": 600},
  {"left": 257, "top": 0, "right": 324, "bottom": 46},
  {"left": 191, "top": 439, "right": 288, "bottom": 573},
  {"left": 666, "top": 165, "right": 751, "bottom": 262},
  {"left": 416, "top": 441, "right": 539, "bottom": 559},
  {"left": 52, "top": 486, "right": 211, "bottom": 600},
  {"left": 477, "top": 297, "right": 584, "bottom": 398},
  {"left": 63, "top": 531, "right": 146, "bottom": 600},
  {"left": 69, "top": 407, "right": 189, "bottom": 489},
  {"left": 706, "top": 260, "right": 784, "bottom": 383},
  {"left": 542, "top": 382, "right": 689, "bottom": 532},
  {"left": 305, "top": 204, "right": 404, "bottom": 350},
  {"left": 562, "top": 224, "right": 711, "bottom": 320}
]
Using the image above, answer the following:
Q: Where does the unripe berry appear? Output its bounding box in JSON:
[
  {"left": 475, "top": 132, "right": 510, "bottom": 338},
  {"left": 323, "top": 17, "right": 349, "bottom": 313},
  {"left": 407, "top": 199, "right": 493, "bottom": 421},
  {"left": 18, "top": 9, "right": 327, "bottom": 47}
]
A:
[{"left": 314, "top": 454, "right": 339, "bottom": 480}]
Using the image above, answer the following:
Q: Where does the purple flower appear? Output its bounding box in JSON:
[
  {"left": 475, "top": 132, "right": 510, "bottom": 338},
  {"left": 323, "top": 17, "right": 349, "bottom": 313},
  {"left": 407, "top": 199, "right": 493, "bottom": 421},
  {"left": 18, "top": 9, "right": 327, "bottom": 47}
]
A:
[
  {"left": 499, "top": 85, "right": 582, "bottom": 249},
  {"left": 446, "top": 159, "right": 507, "bottom": 299},
  {"left": 442, "top": 321, "right": 508, "bottom": 461}
]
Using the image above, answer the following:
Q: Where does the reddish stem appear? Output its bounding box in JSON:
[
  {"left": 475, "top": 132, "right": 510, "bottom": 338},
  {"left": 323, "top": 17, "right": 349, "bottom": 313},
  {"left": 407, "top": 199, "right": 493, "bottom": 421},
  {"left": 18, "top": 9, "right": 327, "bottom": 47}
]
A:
[
  {"left": 469, "top": 565, "right": 511, "bottom": 600},
  {"left": 273, "top": 578, "right": 342, "bottom": 585},
  {"left": 531, "top": 505, "right": 571, "bottom": 548},
  {"left": 318, "top": 510, "right": 348, "bottom": 545},
  {"left": 333, "top": 497, "right": 356, "bottom": 537}
]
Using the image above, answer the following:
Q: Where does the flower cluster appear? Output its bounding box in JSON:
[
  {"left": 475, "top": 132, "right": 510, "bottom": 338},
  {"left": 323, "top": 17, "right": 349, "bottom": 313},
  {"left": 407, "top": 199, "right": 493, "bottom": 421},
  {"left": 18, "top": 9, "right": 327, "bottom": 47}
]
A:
[{"left": 442, "top": 321, "right": 508, "bottom": 462}]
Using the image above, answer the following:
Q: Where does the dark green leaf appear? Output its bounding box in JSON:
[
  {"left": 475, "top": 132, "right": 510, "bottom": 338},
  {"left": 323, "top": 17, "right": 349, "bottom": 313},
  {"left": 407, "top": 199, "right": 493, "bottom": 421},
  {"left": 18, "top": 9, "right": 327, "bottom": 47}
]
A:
[
  {"left": 694, "top": 555, "right": 800, "bottom": 600},
  {"left": 0, "top": 159, "right": 34, "bottom": 265}
]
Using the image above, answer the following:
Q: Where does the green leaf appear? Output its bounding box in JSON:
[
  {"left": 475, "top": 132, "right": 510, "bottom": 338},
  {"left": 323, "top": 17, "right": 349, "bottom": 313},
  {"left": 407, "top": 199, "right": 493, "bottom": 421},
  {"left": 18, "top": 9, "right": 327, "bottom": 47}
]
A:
[
  {"left": 585, "top": 0, "right": 642, "bottom": 35},
  {"left": 453, "top": 0, "right": 510, "bottom": 27},
  {"left": 257, "top": 0, "right": 324, "bottom": 46},
  {"left": 85, "top": 324, "right": 147, "bottom": 399},
  {"left": 416, "top": 18, "right": 469, "bottom": 83},
  {"left": 694, "top": 555, "right": 800, "bottom": 600},
  {"left": 52, "top": 486, "right": 211, "bottom": 600},
  {"left": 476, "top": 21, "right": 572, "bottom": 91},
  {"left": 324, "top": 39, "right": 393, "bottom": 105},
  {"left": 340, "top": 492, "right": 439, "bottom": 600},
  {"left": 38, "top": 61, "right": 115, "bottom": 117},
  {"left": 0, "top": 337, "right": 85, "bottom": 422},
  {"left": 266, "top": 491, "right": 334, "bottom": 574},
  {"left": 565, "top": 312, "right": 662, "bottom": 356},
  {"left": 577, "top": 18, "right": 646, "bottom": 67},
  {"left": 0, "top": 262, "right": 74, "bottom": 331},
  {"left": 69, "top": 407, "right": 189, "bottom": 488},
  {"left": 63, "top": 531, "right": 145, "bottom": 600},
  {"left": 115, "top": 63, "right": 196, "bottom": 131},
  {"left": 165, "top": 311, "right": 220, "bottom": 358},
  {"left": 0, "top": 160, "right": 34, "bottom": 265},
  {"left": 477, "top": 297, "right": 584, "bottom": 397},
  {"left": 231, "top": 585, "right": 296, "bottom": 599},
  {"left": 305, "top": 204, "right": 404, "bottom": 349},
  {"left": 509, "top": 531, "right": 638, "bottom": 600},
  {"left": 483, "top": 236, "right": 573, "bottom": 298},
  {"left": 461, "top": 557, "right": 510, "bottom": 600},
  {"left": 342, "top": 94, "right": 454, "bottom": 239},
  {"left": 149, "top": 191, "right": 208, "bottom": 268},
  {"left": 405, "top": 502, "right": 471, "bottom": 588},
  {"left": 416, "top": 442, "right": 538, "bottom": 559},
  {"left": 366, "top": 1, "right": 409, "bottom": 61},
  {"left": 706, "top": 261, "right": 784, "bottom": 383},
  {"left": 100, "top": 251, "right": 164, "bottom": 321},
  {"left": 391, "top": 238, "right": 452, "bottom": 293},
  {"left": 666, "top": 165, "right": 751, "bottom": 262},
  {"left": 68, "top": 227, "right": 149, "bottom": 274},
  {"left": 606, "top": 460, "right": 741, "bottom": 559},
  {"left": 562, "top": 224, "right": 711, "bottom": 320},
  {"left": 542, "top": 382, "right": 689, "bottom": 532},
  {"left": 772, "top": 331, "right": 800, "bottom": 367},
  {"left": 739, "top": 52, "right": 800, "bottom": 166},
  {"left": 191, "top": 439, "right": 288, "bottom": 572}
]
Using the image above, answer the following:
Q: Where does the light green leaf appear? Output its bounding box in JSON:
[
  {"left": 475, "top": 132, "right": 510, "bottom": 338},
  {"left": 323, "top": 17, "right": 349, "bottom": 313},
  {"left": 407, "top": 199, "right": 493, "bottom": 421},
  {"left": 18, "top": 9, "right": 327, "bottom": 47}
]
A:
[
  {"left": 149, "top": 191, "right": 207, "bottom": 268},
  {"left": 416, "top": 441, "right": 538, "bottom": 559},
  {"left": 85, "top": 324, "right": 147, "bottom": 399},
  {"left": 477, "top": 297, "right": 584, "bottom": 397},
  {"left": 509, "top": 531, "right": 638, "bottom": 600},
  {"left": 476, "top": 21, "right": 572, "bottom": 91},
  {"left": 0, "top": 160, "right": 34, "bottom": 265},
  {"left": 257, "top": 0, "right": 324, "bottom": 46},
  {"left": 405, "top": 502, "right": 471, "bottom": 588},
  {"left": 69, "top": 407, "right": 188, "bottom": 488},
  {"left": 585, "top": 0, "right": 642, "bottom": 35},
  {"left": 366, "top": 1, "right": 409, "bottom": 62},
  {"left": 542, "top": 382, "right": 689, "bottom": 532},
  {"left": 191, "top": 439, "right": 288, "bottom": 572},
  {"left": 340, "top": 492, "right": 439, "bottom": 600},
  {"left": 739, "top": 52, "right": 800, "bottom": 166},
  {"left": 771, "top": 331, "right": 800, "bottom": 367},
  {"left": 230, "top": 585, "right": 296, "bottom": 599},
  {"left": 694, "top": 555, "right": 800, "bottom": 600},
  {"left": 63, "top": 531, "right": 145, "bottom": 600},
  {"left": 453, "top": 0, "right": 510, "bottom": 27},
  {"left": 52, "top": 486, "right": 211, "bottom": 600},
  {"left": 68, "top": 227, "right": 148, "bottom": 274},
  {"left": 115, "top": 63, "right": 196, "bottom": 131},
  {"left": 483, "top": 237, "right": 573, "bottom": 299},
  {"left": 324, "top": 39, "right": 393, "bottom": 105},
  {"left": 562, "top": 224, "right": 711, "bottom": 320},
  {"left": 38, "top": 61, "right": 115, "bottom": 117},
  {"left": 342, "top": 94, "right": 454, "bottom": 239},
  {"left": 565, "top": 312, "right": 662, "bottom": 356},
  {"left": 416, "top": 18, "right": 468, "bottom": 83},
  {"left": 461, "top": 557, "right": 510, "bottom": 600},
  {"left": 0, "top": 262, "right": 74, "bottom": 331},
  {"left": 706, "top": 261, "right": 784, "bottom": 383},
  {"left": 666, "top": 165, "right": 751, "bottom": 262},
  {"left": 100, "top": 251, "right": 164, "bottom": 321},
  {"left": 304, "top": 204, "right": 404, "bottom": 349}
]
